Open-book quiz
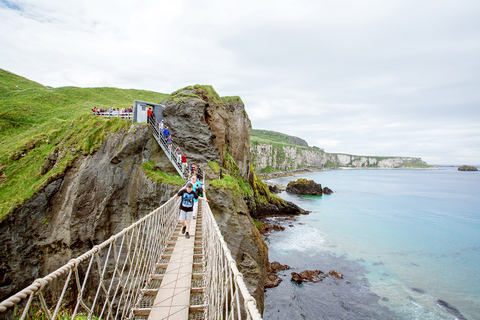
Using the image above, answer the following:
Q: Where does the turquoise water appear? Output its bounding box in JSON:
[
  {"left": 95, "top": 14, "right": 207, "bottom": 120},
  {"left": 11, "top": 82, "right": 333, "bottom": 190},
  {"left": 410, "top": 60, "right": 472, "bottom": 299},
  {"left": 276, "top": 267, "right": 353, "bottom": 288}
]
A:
[{"left": 265, "top": 168, "right": 480, "bottom": 319}]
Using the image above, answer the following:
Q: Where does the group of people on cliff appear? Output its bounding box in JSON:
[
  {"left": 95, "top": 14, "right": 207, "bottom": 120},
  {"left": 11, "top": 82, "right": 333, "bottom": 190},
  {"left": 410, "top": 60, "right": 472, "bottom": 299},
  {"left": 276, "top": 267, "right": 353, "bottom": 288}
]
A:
[
  {"left": 148, "top": 109, "right": 207, "bottom": 240},
  {"left": 149, "top": 110, "right": 203, "bottom": 180},
  {"left": 91, "top": 107, "right": 133, "bottom": 117}
]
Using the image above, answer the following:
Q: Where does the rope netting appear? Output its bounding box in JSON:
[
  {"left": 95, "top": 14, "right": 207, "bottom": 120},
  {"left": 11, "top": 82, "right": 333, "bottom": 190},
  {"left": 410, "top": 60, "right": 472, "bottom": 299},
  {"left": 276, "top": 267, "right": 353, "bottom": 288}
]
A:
[
  {"left": 0, "top": 196, "right": 180, "bottom": 319},
  {"left": 201, "top": 199, "right": 263, "bottom": 320},
  {"left": 1, "top": 182, "right": 263, "bottom": 319}
]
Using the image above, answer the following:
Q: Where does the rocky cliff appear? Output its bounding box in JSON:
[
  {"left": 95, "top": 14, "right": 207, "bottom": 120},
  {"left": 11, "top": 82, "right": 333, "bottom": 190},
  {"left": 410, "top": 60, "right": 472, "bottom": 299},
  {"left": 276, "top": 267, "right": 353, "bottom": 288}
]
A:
[
  {"left": 0, "top": 85, "right": 274, "bottom": 313},
  {"left": 0, "top": 124, "right": 183, "bottom": 302},
  {"left": 251, "top": 130, "right": 429, "bottom": 172}
]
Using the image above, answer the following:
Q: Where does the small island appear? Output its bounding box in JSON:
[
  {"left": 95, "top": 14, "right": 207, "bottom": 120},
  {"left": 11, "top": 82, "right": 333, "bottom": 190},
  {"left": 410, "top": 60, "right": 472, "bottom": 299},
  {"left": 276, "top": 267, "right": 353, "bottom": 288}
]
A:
[{"left": 458, "top": 165, "right": 478, "bottom": 171}]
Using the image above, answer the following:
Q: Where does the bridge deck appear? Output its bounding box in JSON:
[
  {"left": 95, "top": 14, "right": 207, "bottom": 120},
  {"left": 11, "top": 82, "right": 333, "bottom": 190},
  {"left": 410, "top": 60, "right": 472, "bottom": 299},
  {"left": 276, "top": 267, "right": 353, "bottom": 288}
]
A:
[{"left": 148, "top": 215, "right": 199, "bottom": 319}]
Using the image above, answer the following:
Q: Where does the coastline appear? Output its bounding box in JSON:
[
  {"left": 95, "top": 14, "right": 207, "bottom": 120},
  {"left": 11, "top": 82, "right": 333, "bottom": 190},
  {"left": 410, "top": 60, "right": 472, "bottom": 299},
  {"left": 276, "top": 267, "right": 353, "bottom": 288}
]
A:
[{"left": 258, "top": 165, "right": 439, "bottom": 181}]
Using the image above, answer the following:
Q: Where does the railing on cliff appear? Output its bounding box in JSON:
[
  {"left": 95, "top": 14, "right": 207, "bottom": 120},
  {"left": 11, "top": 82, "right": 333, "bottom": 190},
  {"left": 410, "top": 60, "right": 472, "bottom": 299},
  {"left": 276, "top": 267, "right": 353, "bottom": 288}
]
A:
[
  {"left": 0, "top": 186, "right": 263, "bottom": 319},
  {"left": 147, "top": 116, "right": 188, "bottom": 179},
  {"left": 202, "top": 196, "right": 263, "bottom": 320},
  {"left": 0, "top": 196, "right": 181, "bottom": 318}
]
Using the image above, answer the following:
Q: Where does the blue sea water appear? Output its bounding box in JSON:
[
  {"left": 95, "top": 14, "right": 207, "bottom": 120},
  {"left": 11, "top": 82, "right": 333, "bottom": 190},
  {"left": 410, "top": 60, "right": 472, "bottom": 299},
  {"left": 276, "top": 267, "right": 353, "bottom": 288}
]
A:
[{"left": 264, "top": 167, "right": 480, "bottom": 320}]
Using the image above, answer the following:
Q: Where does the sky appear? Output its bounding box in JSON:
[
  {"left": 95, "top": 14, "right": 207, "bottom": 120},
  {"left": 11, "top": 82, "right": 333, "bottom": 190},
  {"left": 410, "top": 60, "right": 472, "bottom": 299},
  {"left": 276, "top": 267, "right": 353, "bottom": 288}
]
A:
[{"left": 1, "top": 0, "right": 479, "bottom": 165}]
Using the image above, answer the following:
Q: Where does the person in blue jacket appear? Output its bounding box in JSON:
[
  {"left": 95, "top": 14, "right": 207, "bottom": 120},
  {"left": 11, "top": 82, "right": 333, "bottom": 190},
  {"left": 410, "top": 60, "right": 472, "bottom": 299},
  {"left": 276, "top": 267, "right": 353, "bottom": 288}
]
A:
[
  {"left": 187, "top": 174, "right": 203, "bottom": 219},
  {"left": 172, "top": 182, "right": 198, "bottom": 239}
]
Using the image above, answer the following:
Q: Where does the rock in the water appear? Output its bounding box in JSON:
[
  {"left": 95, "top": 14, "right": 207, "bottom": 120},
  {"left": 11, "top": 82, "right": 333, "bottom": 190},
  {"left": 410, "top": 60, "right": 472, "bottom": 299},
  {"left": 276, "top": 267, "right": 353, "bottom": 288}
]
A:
[
  {"left": 291, "top": 270, "right": 327, "bottom": 283},
  {"left": 268, "top": 184, "right": 281, "bottom": 194},
  {"left": 458, "top": 165, "right": 478, "bottom": 171},
  {"left": 328, "top": 270, "right": 344, "bottom": 279},
  {"left": 323, "top": 187, "right": 334, "bottom": 194},
  {"left": 286, "top": 178, "right": 323, "bottom": 195},
  {"left": 270, "top": 262, "right": 291, "bottom": 273},
  {"left": 265, "top": 262, "right": 291, "bottom": 288},
  {"left": 437, "top": 299, "right": 468, "bottom": 320}
]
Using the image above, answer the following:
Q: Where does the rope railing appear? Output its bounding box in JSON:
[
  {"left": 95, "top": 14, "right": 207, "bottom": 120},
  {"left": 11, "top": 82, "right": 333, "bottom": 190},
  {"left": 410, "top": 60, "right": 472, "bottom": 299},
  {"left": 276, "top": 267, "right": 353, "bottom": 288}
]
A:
[
  {"left": 147, "top": 116, "right": 188, "bottom": 179},
  {"left": 0, "top": 196, "right": 181, "bottom": 318},
  {"left": 201, "top": 195, "right": 263, "bottom": 320}
]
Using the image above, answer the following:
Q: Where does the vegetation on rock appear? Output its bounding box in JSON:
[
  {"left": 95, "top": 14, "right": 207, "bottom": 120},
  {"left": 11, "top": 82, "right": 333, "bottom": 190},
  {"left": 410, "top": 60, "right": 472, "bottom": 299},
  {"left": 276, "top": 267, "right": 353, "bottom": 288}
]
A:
[
  {"left": 0, "top": 68, "right": 169, "bottom": 220},
  {"left": 458, "top": 165, "right": 478, "bottom": 171}
]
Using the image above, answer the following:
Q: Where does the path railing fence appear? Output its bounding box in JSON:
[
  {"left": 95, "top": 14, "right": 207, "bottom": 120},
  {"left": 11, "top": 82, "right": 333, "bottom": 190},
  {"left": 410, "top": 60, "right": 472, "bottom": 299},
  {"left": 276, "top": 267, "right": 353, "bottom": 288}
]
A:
[
  {"left": 201, "top": 200, "right": 263, "bottom": 320},
  {"left": 147, "top": 116, "right": 188, "bottom": 179},
  {"left": 0, "top": 197, "right": 180, "bottom": 319},
  {"left": 0, "top": 187, "right": 263, "bottom": 320}
]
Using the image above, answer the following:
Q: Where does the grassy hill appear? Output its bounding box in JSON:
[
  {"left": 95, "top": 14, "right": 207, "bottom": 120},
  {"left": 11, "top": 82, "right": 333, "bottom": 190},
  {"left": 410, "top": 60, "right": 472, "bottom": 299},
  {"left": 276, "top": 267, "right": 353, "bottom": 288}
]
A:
[{"left": 0, "top": 68, "right": 169, "bottom": 220}]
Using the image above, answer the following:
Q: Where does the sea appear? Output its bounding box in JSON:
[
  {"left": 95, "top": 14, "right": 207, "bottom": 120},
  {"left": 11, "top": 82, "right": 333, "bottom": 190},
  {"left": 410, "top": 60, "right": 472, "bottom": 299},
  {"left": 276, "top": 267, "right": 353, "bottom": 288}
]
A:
[{"left": 263, "top": 166, "right": 480, "bottom": 320}]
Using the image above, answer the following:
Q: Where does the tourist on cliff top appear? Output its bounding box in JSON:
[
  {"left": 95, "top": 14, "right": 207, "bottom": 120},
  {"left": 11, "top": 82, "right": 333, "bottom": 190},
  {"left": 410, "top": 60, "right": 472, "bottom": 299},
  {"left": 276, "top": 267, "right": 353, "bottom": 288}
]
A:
[
  {"left": 147, "top": 107, "right": 153, "bottom": 122},
  {"left": 171, "top": 182, "right": 198, "bottom": 239}
]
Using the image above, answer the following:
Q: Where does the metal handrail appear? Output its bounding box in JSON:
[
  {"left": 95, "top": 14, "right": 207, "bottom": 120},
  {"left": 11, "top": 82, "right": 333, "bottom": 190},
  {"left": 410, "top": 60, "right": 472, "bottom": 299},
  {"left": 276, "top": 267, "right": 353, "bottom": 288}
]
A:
[{"left": 147, "top": 116, "right": 187, "bottom": 179}]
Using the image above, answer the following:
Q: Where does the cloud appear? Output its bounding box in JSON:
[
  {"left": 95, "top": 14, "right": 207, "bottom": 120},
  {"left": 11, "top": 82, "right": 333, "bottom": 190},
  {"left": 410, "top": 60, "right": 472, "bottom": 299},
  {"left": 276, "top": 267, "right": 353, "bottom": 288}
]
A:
[{"left": 1, "top": 0, "right": 479, "bottom": 164}]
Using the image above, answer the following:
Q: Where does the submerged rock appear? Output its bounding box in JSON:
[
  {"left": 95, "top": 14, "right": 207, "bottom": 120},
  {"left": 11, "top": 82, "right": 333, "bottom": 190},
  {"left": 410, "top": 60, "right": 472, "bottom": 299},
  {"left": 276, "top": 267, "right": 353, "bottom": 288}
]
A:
[
  {"left": 437, "top": 299, "right": 468, "bottom": 320},
  {"left": 291, "top": 270, "right": 327, "bottom": 283},
  {"left": 328, "top": 270, "right": 344, "bottom": 279},
  {"left": 265, "top": 262, "right": 291, "bottom": 289}
]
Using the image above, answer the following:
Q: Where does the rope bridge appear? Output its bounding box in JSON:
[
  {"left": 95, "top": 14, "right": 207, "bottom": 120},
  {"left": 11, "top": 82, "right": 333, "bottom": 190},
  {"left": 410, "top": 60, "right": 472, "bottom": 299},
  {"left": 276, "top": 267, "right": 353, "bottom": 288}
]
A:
[{"left": 0, "top": 190, "right": 263, "bottom": 319}]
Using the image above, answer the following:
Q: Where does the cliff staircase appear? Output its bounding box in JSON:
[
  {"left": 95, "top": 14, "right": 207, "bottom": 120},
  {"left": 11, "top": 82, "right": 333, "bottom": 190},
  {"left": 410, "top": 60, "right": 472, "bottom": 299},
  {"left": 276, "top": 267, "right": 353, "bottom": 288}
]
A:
[{"left": 148, "top": 116, "right": 188, "bottom": 179}]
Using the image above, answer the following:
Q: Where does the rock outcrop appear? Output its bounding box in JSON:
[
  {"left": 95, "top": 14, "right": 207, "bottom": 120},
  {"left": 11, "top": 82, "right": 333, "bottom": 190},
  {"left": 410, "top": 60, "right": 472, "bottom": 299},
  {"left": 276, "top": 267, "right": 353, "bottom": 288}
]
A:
[
  {"left": 265, "top": 262, "right": 291, "bottom": 288},
  {"left": 286, "top": 178, "right": 323, "bottom": 195},
  {"left": 251, "top": 141, "right": 430, "bottom": 172},
  {"left": 163, "top": 85, "right": 252, "bottom": 177},
  {"left": 291, "top": 270, "right": 327, "bottom": 283},
  {"left": 458, "top": 165, "right": 478, "bottom": 171},
  {"left": 0, "top": 124, "right": 180, "bottom": 301}
]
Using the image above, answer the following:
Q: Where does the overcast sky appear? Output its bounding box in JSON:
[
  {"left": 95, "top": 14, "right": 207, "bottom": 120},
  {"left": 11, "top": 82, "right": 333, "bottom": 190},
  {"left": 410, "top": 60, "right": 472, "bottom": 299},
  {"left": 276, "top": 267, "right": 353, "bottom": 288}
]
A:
[{"left": 1, "top": 0, "right": 479, "bottom": 165}]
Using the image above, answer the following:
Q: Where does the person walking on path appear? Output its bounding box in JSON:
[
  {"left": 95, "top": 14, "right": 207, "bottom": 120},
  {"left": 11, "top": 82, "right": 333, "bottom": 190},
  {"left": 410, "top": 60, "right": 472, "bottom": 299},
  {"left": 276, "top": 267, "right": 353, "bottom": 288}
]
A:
[
  {"left": 181, "top": 154, "right": 188, "bottom": 175},
  {"left": 185, "top": 174, "right": 204, "bottom": 219},
  {"left": 176, "top": 146, "right": 182, "bottom": 164},
  {"left": 172, "top": 183, "right": 198, "bottom": 239}
]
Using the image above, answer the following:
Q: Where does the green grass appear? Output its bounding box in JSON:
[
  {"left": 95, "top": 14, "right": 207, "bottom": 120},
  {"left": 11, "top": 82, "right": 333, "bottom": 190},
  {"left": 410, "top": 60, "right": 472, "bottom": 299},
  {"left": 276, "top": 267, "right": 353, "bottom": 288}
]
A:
[
  {"left": 250, "top": 129, "right": 311, "bottom": 148},
  {"left": 0, "top": 68, "right": 170, "bottom": 220},
  {"left": 208, "top": 161, "right": 221, "bottom": 174},
  {"left": 141, "top": 161, "right": 185, "bottom": 185}
]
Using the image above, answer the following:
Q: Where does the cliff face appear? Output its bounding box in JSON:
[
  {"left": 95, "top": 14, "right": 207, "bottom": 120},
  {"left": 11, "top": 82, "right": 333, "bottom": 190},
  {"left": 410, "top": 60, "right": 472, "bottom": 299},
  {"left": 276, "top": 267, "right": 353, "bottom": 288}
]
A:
[
  {"left": 163, "top": 86, "right": 252, "bottom": 177},
  {"left": 251, "top": 143, "right": 427, "bottom": 171},
  {"left": 0, "top": 86, "right": 270, "bottom": 312},
  {"left": 162, "top": 85, "right": 269, "bottom": 308},
  {"left": 0, "top": 124, "right": 181, "bottom": 301}
]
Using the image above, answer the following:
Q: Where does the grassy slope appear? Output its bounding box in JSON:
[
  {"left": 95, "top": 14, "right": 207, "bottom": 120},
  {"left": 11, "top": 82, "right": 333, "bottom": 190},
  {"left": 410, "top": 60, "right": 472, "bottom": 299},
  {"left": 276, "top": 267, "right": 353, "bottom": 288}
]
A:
[{"left": 0, "top": 68, "right": 170, "bottom": 220}]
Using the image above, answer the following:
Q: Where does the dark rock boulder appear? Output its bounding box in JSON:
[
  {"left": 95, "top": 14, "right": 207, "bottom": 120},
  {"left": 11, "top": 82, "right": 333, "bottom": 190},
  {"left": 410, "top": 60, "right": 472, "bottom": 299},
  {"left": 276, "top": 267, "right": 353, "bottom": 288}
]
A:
[
  {"left": 323, "top": 187, "right": 334, "bottom": 194},
  {"left": 286, "top": 178, "right": 323, "bottom": 195},
  {"left": 291, "top": 270, "right": 327, "bottom": 283},
  {"left": 268, "top": 184, "right": 281, "bottom": 194},
  {"left": 328, "top": 270, "right": 344, "bottom": 279},
  {"left": 458, "top": 165, "right": 478, "bottom": 171},
  {"left": 265, "top": 262, "right": 291, "bottom": 288}
]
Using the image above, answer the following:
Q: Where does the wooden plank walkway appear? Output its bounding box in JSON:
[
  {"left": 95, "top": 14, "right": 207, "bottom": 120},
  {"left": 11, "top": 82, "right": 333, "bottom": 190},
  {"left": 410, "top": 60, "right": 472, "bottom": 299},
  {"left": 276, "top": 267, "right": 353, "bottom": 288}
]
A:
[{"left": 147, "top": 214, "right": 200, "bottom": 320}]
